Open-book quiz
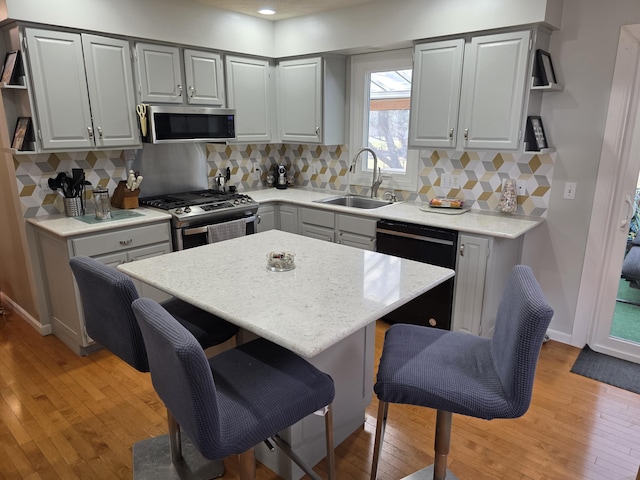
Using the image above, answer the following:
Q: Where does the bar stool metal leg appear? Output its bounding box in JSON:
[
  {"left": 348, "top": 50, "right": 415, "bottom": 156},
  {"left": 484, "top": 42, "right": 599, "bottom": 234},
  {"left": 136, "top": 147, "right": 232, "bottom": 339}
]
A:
[
  {"left": 325, "top": 405, "right": 336, "bottom": 480},
  {"left": 370, "top": 400, "right": 389, "bottom": 480},
  {"left": 433, "top": 410, "right": 452, "bottom": 480}
]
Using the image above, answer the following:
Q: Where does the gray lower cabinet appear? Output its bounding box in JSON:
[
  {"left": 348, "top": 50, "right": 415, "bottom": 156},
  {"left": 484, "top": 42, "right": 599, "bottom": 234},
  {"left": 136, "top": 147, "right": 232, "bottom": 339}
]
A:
[
  {"left": 279, "top": 204, "right": 299, "bottom": 234},
  {"left": 257, "top": 204, "right": 276, "bottom": 232},
  {"left": 31, "top": 221, "right": 172, "bottom": 355},
  {"left": 452, "top": 233, "right": 522, "bottom": 337},
  {"left": 299, "top": 207, "right": 335, "bottom": 242},
  {"left": 336, "top": 214, "right": 377, "bottom": 251}
]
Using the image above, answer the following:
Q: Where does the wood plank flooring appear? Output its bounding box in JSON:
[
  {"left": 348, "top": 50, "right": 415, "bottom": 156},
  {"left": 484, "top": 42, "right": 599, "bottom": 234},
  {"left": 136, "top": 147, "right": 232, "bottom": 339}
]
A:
[{"left": 1, "top": 310, "right": 640, "bottom": 479}]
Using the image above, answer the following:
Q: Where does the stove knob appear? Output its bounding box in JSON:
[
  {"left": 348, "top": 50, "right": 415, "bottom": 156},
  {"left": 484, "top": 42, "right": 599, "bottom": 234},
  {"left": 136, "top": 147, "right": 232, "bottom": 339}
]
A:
[
  {"left": 175, "top": 208, "right": 183, "bottom": 214},
  {"left": 184, "top": 207, "right": 191, "bottom": 213},
  {"left": 234, "top": 199, "right": 240, "bottom": 205},
  {"left": 246, "top": 197, "right": 253, "bottom": 203},
  {"left": 240, "top": 198, "right": 247, "bottom": 203}
]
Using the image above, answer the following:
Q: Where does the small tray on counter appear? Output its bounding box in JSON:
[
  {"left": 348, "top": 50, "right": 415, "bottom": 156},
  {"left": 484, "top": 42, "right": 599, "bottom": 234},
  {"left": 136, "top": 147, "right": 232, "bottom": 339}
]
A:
[
  {"left": 74, "top": 210, "right": 145, "bottom": 224},
  {"left": 419, "top": 204, "right": 471, "bottom": 215}
]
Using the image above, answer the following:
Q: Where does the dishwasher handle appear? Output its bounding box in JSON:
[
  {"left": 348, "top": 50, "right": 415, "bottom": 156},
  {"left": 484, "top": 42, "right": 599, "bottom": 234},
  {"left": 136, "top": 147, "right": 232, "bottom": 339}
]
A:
[{"left": 376, "top": 227, "right": 455, "bottom": 246}]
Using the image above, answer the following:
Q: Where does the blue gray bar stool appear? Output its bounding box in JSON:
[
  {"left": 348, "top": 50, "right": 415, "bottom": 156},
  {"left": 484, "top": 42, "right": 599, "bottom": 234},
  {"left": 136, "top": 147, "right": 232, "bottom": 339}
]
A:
[
  {"left": 370, "top": 265, "right": 553, "bottom": 480},
  {"left": 132, "top": 297, "right": 336, "bottom": 480},
  {"left": 69, "top": 255, "right": 239, "bottom": 480}
]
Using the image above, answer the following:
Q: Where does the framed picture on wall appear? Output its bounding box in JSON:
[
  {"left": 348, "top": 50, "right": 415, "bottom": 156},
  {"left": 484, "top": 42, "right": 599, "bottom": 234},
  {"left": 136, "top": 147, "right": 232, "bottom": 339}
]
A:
[
  {"left": 526, "top": 116, "right": 548, "bottom": 151},
  {"left": 0, "top": 50, "right": 20, "bottom": 84},
  {"left": 11, "top": 117, "right": 31, "bottom": 151},
  {"left": 535, "top": 49, "right": 557, "bottom": 86}
]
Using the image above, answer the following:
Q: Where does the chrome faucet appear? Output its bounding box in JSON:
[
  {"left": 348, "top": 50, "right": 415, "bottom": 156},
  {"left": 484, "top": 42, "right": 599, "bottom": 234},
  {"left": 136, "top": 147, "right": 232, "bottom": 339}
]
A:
[{"left": 350, "top": 147, "right": 383, "bottom": 198}]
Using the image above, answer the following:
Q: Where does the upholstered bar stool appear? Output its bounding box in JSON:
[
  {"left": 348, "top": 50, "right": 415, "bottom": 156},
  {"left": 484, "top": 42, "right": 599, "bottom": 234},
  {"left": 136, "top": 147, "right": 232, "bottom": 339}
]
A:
[
  {"left": 370, "top": 265, "right": 553, "bottom": 480},
  {"left": 69, "top": 255, "right": 239, "bottom": 480},
  {"left": 132, "top": 297, "right": 336, "bottom": 480}
]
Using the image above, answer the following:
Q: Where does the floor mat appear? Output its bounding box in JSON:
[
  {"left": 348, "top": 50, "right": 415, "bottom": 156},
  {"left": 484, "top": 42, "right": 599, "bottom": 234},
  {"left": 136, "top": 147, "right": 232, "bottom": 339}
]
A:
[{"left": 570, "top": 345, "right": 640, "bottom": 394}]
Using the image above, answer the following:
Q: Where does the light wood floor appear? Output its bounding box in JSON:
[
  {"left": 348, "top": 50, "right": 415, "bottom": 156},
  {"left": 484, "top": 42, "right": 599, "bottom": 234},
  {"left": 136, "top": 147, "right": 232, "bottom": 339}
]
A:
[{"left": 1, "top": 310, "right": 640, "bottom": 480}]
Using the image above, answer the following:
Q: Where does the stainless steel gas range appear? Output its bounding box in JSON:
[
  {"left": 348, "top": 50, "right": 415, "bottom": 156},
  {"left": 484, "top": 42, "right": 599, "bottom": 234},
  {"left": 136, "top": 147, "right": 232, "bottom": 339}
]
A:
[{"left": 140, "top": 189, "right": 259, "bottom": 250}]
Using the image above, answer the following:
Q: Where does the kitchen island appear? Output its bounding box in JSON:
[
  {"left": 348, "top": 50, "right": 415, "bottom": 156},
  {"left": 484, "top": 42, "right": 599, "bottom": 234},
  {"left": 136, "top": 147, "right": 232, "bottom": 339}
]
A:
[{"left": 119, "top": 229, "right": 454, "bottom": 479}]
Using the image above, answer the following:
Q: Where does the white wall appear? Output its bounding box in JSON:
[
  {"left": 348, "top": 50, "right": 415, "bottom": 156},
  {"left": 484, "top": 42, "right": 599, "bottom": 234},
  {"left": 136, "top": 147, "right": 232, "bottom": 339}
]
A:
[
  {"left": 1, "top": 0, "right": 275, "bottom": 57},
  {"left": 521, "top": 0, "right": 640, "bottom": 341},
  {"left": 274, "top": 0, "right": 563, "bottom": 57}
]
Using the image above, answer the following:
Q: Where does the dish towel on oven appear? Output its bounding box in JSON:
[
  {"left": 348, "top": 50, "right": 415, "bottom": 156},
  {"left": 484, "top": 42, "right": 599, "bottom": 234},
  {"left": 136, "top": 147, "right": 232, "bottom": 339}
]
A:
[{"left": 207, "top": 218, "right": 246, "bottom": 243}]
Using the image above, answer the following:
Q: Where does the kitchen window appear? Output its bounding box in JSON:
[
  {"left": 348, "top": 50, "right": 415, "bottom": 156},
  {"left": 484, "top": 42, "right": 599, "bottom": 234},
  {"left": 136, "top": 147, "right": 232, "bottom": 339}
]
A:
[{"left": 349, "top": 49, "right": 418, "bottom": 192}]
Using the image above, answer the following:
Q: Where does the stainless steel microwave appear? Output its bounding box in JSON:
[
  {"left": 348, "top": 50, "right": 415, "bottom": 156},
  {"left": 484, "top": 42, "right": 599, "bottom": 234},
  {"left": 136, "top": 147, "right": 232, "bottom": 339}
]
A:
[{"left": 143, "top": 105, "right": 236, "bottom": 144}]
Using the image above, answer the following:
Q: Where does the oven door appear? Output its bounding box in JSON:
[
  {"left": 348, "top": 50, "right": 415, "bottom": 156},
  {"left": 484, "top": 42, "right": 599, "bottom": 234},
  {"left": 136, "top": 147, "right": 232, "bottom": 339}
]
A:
[{"left": 175, "top": 215, "right": 257, "bottom": 250}]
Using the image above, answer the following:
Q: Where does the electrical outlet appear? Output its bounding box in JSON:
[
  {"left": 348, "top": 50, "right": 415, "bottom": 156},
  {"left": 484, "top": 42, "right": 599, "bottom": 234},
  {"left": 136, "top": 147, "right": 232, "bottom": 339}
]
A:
[
  {"left": 564, "top": 182, "right": 577, "bottom": 200},
  {"left": 516, "top": 180, "right": 527, "bottom": 195},
  {"left": 441, "top": 174, "right": 460, "bottom": 189}
]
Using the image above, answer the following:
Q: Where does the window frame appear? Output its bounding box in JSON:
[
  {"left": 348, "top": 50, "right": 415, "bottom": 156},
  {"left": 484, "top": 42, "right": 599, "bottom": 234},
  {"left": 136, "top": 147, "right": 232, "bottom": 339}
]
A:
[{"left": 349, "top": 49, "right": 419, "bottom": 192}]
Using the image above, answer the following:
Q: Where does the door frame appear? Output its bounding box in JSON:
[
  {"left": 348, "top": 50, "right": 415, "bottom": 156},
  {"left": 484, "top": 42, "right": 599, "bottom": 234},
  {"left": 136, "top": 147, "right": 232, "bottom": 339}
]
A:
[{"left": 573, "top": 24, "right": 640, "bottom": 362}]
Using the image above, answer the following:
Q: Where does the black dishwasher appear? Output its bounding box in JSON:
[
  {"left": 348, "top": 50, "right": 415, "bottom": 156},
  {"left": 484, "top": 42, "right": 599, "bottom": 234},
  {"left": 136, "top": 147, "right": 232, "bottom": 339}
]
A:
[{"left": 376, "top": 219, "right": 457, "bottom": 330}]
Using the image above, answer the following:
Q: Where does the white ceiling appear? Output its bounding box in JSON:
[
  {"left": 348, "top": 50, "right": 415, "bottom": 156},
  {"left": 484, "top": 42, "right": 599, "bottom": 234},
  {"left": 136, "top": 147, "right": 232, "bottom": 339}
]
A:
[{"left": 193, "top": 0, "right": 379, "bottom": 20}]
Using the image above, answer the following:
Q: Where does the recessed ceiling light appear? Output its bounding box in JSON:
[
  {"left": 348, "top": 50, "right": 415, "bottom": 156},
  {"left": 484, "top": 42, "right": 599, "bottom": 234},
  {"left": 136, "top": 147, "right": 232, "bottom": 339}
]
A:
[{"left": 258, "top": 8, "right": 276, "bottom": 15}]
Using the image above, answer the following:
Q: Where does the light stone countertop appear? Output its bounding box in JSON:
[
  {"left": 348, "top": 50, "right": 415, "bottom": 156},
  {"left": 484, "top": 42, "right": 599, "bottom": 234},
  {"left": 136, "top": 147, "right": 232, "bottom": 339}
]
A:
[
  {"left": 248, "top": 188, "right": 544, "bottom": 239},
  {"left": 26, "top": 208, "right": 172, "bottom": 237},
  {"left": 118, "top": 229, "right": 455, "bottom": 358}
]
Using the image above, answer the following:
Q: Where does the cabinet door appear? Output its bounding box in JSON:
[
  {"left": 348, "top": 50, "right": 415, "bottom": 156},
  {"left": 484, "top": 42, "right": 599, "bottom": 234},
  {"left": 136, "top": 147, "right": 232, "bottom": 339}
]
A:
[
  {"left": 184, "top": 49, "right": 225, "bottom": 106},
  {"left": 226, "top": 55, "right": 272, "bottom": 143},
  {"left": 25, "top": 28, "right": 94, "bottom": 150},
  {"left": 301, "top": 224, "right": 334, "bottom": 243},
  {"left": 126, "top": 243, "right": 172, "bottom": 302},
  {"left": 409, "top": 39, "right": 465, "bottom": 149},
  {"left": 257, "top": 205, "right": 276, "bottom": 232},
  {"left": 279, "top": 205, "right": 299, "bottom": 234},
  {"left": 82, "top": 34, "right": 140, "bottom": 148},
  {"left": 452, "top": 234, "right": 489, "bottom": 336},
  {"left": 136, "top": 43, "right": 182, "bottom": 103},
  {"left": 278, "top": 57, "right": 322, "bottom": 143},
  {"left": 458, "top": 30, "right": 531, "bottom": 150},
  {"left": 338, "top": 231, "right": 375, "bottom": 251}
]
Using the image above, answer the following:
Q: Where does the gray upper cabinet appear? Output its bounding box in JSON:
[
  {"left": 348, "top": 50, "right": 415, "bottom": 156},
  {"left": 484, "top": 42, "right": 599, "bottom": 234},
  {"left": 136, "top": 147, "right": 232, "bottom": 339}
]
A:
[
  {"left": 458, "top": 30, "right": 531, "bottom": 150},
  {"left": 184, "top": 49, "right": 224, "bottom": 106},
  {"left": 277, "top": 56, "right": 346, "bottom": 145},
  {"left": 136, "top": 43, "right": 225, "bottom": 106},
  {"left": 409, "top": 30, "right": 531, "bottom": 151},
  {"left": 225, "top": 55, "right": 272, "bottom": 143},
  {"left": 409, "top": 39, "right": 465, "bottom": 149},
  {"left": 25, "top": 28, "right": 139, "bottom": 150},
  {"left": 135, "top": 43, "right": 182, "bottom": 103}
]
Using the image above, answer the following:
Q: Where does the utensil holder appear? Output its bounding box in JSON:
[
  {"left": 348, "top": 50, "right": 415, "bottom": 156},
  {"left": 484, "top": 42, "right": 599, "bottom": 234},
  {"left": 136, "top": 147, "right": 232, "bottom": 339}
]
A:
[
  {"left": 111, "top": 180, "right": 140, "bottom": 209},
  {"left": 63, "top": 197, "right": 84, "bottom": 217}
]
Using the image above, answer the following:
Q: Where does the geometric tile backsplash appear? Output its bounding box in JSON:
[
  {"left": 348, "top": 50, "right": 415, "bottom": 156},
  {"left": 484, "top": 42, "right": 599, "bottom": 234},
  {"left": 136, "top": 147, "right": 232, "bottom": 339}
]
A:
[{"left": 13, "top": 143, "right": 555, "bottom": 218}]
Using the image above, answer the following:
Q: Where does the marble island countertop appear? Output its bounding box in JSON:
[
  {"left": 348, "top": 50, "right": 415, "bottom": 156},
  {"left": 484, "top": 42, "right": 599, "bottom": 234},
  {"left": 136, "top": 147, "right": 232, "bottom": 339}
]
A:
[
  {"left": 118, "top": 230, "right": 455, "bottom": 358},
  {"left": 247, "top": 188, "right": 544, "bottom": 239}
]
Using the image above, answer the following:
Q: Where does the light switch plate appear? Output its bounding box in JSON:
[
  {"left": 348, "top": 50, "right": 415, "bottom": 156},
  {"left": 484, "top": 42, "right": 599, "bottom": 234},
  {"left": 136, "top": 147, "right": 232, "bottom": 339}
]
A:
[
  {"left": 516, "top": 180, "right": 527, "bottom": 195},
  {"left": 564, "top": 182, "right": 577, "bottom": 200}
]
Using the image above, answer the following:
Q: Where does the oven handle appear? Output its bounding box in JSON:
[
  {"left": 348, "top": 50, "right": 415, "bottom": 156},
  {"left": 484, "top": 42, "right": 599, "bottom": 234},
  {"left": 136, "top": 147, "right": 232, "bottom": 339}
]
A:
[{"left": 183, "top": 215, "right": 257, "bottom": 236}]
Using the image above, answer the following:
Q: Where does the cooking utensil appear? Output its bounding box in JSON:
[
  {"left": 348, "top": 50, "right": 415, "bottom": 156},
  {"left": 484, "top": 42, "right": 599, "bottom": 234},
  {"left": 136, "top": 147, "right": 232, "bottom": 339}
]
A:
[
  {"left": 225, "top": 167, "right": 231, "bottom": 182},
  {"left": 136, "top": 104, "right": 147, "bottom": 137}
]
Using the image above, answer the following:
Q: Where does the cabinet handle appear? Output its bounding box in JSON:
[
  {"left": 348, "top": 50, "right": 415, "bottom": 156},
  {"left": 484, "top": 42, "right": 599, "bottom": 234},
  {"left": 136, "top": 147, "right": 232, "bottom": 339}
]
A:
[
  {"left": 315, "top": 127, "right": 320, "bottom": 136},
  {"left": 464, "top": 128, "right": 469, "bottom": 140},
  {"left": 189, "top": 86, "right": 195, "bottom": 97},
  {"left": 87, "top": 127, "right": 93, "bottom": 138},
  {"left": 449, "top": 128, "right": 454, "bottom": 140},
  {"left": 177, "top": 84, "right": 183, "bottom": 96},
  {"left": 97, "top": 127, "right": 103, "bottom": 138},
  {"left": 257, "top": 214, "right": 261, "bottom": 224},
  {"left": 459, "top": 244, "right": 465, "bottom": 256},
  {"left": 119, "top": 239, "right": 133, "bottom": 246}
]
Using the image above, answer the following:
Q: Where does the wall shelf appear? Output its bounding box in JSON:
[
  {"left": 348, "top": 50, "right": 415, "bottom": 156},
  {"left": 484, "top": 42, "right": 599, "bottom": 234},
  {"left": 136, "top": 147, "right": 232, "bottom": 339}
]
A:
[
  {"left": 524, "top": 147, "right": 556, "bottom": 154},
  {"left": 530, "top": 78, "right": 564, "bottom": 91}
]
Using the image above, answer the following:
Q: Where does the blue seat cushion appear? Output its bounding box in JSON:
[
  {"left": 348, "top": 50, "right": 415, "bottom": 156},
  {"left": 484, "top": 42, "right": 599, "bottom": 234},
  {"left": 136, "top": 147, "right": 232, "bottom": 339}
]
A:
[{"left": 374, "top": 324, "right": 515, "bottom": 420}]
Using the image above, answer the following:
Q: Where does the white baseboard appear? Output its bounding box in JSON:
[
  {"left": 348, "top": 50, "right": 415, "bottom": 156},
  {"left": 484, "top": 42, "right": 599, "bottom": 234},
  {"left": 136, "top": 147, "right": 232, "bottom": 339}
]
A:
[
  {"left": 545, "top": 328, "right": 573, "bottom": 346},
  {"left": 0, "top": 293, "right": 52, "bottom": 335}
]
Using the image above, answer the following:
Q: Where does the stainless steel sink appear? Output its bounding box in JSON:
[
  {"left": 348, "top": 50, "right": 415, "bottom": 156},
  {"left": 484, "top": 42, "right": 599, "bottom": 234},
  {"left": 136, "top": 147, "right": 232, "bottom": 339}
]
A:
[{"left": 314, "top": 194, "right": 392, "bottom": 209}]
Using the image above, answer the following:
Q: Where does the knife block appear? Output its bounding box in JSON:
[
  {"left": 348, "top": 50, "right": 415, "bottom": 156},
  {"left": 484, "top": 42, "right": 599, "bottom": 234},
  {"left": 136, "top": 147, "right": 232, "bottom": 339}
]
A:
[{"left": 111, "top": 181, "right": 140, "bottom": 209}]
